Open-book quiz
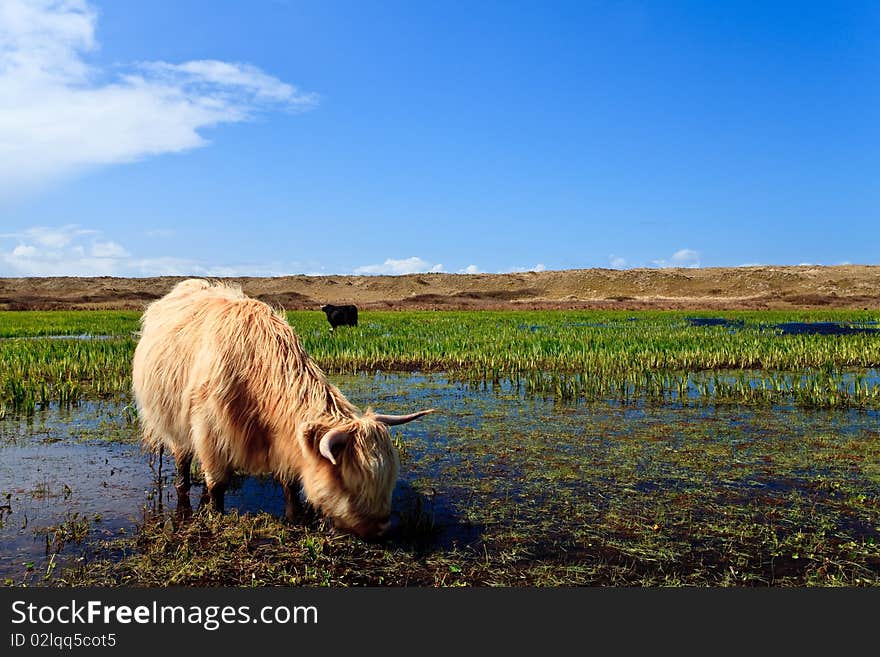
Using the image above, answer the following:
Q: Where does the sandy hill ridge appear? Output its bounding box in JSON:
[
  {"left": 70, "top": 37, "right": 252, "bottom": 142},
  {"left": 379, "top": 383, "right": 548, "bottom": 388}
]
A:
[{"left": 1, "top": 265, "right": 879, "bottom": 311}]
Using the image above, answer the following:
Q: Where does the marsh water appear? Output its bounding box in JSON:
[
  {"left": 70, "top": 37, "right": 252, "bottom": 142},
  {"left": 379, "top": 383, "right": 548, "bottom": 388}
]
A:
[
  {"left": 2, "top": 371, "right": 879, "bottom": 583},
  {"left": 685, "top": 317, "right": 880, "bottom": 335}
]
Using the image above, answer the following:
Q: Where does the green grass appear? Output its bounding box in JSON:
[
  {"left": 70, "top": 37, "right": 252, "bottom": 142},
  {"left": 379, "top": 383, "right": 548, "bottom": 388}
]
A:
[
  {"left": 2, "top": 309, "right": 879, "bottom": 414},
  {"left": 0, "top": 311, "right": 140, "bottom": 338},
  {"left": 0, "top": 337, "right": 135, "bottom": 415}
]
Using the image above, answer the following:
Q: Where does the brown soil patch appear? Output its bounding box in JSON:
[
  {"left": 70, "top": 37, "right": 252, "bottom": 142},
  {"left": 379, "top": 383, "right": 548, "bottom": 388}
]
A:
[{"left": 1, "top": 265, "right": 878, "bottom": 311}]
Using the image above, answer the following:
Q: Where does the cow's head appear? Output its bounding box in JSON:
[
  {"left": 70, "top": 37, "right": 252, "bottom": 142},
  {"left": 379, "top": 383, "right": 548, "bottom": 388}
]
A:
[{"left": 297, "top": 409, "right": 434, "bottom": 538}]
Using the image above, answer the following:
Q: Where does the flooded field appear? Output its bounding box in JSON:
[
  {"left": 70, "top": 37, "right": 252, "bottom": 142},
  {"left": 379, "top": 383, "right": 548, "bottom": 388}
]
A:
[
  {"left": 1, "top": 309, "right": 879, "bottom": 586},
  {"left": 2, "top": 372, "right": 879, "bottom": 586},
  {"left": 0, "top": 400, "right": 292, "bottom": 581}
]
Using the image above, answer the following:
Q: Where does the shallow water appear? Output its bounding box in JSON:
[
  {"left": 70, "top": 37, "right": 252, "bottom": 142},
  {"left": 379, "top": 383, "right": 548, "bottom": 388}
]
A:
[
  {"left": 0, "top": 334, "right": 117, "bottom": 341},
  {"left": 2, "top": 372, "right": 879, "bottom": 582},
  {"left": 775, "top": 321, "right": 879, "bottom": 336},
  {"left": 686, "top": 317, "right": 879, "bottom": 336},
  {"left": 686, "top": 317, "right": 745, "bottom": 329},
  {"left": 521, "top": 317, "right": 880, "bottom": 336}
]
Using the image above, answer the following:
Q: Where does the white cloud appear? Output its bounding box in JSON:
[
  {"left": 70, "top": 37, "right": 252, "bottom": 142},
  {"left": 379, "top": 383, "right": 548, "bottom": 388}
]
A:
[
  {"left": 652, "top": 248, "right": 700, "bottom": 268},
  {"left": 139, "top": 60, "right": 307, "bottom": 104},
  {"left": 504, "top": 263, "right": 548, "bottom": 273},
  {"left": 458, "top": 264, "right": 481, "bottom": 274},
  {"left": 609, "top": 255, "right": 627, "bottom": 269},
  {"left": 1, "top": 225, "right": 126, "bottom": 276},
  {"left": 0, "top": 224, "right": 304, "bottom": 277},
  {"left": 0, "top": 224, "right": 95, "bottom": 249},
  {"left": 353, "top": 257, "right": 445, "bottom": 276},
  {"left": 0, "top": 0, "right": 317, "bottom": 197},
  {"left": 11, "top": 244, "right": 37, "bottom": 258},
  {"left": 197, "top": 263, "right": 290, "bottom": 277},
  {"left": 90, "top": 240, "right": 128, "bottom": 258},
  {"left": 671, "top": 249, "right": 699, "bottom": 266}
]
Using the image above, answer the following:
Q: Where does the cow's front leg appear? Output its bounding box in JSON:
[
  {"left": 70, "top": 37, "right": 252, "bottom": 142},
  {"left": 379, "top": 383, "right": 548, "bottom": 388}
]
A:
[{"left": 281, "top": 478, "right": 306, "bottom": 523}]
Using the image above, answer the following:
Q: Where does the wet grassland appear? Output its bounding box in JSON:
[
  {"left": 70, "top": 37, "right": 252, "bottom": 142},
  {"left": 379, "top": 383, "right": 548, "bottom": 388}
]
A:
[{"left": 1, "top": 309, "right": 879, "bottom": 586}]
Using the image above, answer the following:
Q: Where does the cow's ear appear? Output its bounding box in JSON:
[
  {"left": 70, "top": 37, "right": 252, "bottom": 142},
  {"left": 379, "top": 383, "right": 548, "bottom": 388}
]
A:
[{"left": 318, "top": 428, "right": 350, "bottom": 465}]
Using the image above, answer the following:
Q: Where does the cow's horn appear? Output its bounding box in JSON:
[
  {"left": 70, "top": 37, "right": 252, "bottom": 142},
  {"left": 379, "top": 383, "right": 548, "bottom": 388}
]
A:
[
  {"left": 318, "top": 428, "right": 350, "bottom": 465},
  {"left": 372, "top": 409, "right": 436, "bottom": 426}
]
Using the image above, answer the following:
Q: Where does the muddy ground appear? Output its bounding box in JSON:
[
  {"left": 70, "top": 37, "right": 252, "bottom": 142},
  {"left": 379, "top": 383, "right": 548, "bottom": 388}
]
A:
[{"left": 1, "top": 265, "right": 878, "bottom": 311}]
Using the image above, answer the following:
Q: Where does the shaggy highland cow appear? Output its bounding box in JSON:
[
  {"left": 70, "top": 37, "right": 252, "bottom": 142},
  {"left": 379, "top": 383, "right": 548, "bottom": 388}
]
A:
[{"left": 132, "top": 279, "right": 434, "bottom": 538}]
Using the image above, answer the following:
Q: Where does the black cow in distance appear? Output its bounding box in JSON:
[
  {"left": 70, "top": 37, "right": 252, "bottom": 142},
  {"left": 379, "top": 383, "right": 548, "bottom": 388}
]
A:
[{"left": 321, "top": 304, "right": 358, "bottom": 331}]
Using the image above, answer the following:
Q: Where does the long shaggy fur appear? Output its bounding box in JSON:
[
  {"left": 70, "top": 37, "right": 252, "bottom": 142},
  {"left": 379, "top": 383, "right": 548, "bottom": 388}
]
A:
[{"left": 132, "top": 279, "right": 399, "bottom": 535}]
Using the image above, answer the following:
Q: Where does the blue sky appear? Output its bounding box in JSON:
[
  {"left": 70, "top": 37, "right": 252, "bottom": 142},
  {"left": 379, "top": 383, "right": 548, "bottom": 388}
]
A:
[{"left": 1, "top": 0, "right": 877, "bottom": 276}]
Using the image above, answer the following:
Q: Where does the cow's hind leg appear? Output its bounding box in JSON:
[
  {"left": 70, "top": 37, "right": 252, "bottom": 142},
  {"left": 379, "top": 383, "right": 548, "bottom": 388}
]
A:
[
  {"left": 198, "top": 470, "right": 231, "bottom": 514},
  {"left": 197, "top": 448, "right": 231, "bottom": 515},
  {"left": 191, "top": 406, "right": 232, "bottom": 515},
  {"left": 206, "top": 477, "right": 229, "bottom": 514}
]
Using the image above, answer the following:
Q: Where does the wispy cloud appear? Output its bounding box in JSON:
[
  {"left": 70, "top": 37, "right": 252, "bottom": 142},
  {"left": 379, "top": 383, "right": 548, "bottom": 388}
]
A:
[
  {"left": 90, "top": 240, "right": 129, "bottom": 258},
  {"left": 0, "top": 224, "right": 306, "bottom": 276},
  {"left": 138, "top": 60, "right": 311, "bottom": 105},
  {"left": 1, "top": 224, "right": 131, "bottom": 276},
  {"left": 0, "top": 224, "right": 96, "bottom": 248},
  {"left": 457, "top": 264, "right": 481, "bottom": 274},
  {"left": 608, "top": 255, "right": 627, "bottom": 269},
  {"left": 504, "top": 263, "right": 547, "bottom": 273},
  {"left": 0, "top": 0, "right": 317, "bottom": 198},
  {"left": 353, "top": 257, "right": 445, "bottom": 276},
  {"left": 652, "top": 248, "right": 700, "bottom": 268}
]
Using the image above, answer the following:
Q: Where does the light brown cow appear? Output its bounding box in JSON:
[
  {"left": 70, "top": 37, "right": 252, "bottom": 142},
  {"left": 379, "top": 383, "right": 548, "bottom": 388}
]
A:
[{"left": 132, "top": 279, "right": 434, "bottom": 538}]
